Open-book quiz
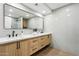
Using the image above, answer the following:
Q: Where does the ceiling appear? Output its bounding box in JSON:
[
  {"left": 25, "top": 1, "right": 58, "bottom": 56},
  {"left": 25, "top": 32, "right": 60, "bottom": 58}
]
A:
[{"left": 21, "top": 3, "right": 70, "bottom": 16}]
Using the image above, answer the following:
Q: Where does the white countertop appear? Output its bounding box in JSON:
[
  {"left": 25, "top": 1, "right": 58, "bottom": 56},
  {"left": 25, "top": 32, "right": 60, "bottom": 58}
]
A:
[{"left": 0, "top": 32, "right": 52, "bottom": 45}]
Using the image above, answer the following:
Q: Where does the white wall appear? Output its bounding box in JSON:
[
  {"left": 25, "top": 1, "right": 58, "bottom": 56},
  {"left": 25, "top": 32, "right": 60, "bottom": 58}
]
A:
[
  {"left": 0, "top": 3, "right": 33, "bottom": 37},
  {"left": 44, "top": 4, "right": 79, "bottom": 55}
]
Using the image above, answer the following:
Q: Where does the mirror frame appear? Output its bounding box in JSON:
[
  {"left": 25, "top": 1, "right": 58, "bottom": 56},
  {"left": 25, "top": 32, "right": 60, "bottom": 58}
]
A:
[{"left": 3, "top": 3, "right": 37, "bottom": 30}]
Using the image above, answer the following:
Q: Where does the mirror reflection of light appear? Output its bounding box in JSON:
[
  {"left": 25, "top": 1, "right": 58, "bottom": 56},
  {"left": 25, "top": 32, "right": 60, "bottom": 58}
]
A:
[
  {"left": 8, "top": 14, "right": 11, "bottom": 16},
  {"left": 42, "top": 11, "right": 46, "bottom": 14},
  {"left": 66, "top": 8, "right": 70, "bottom": 12},
  {"left": 26, "top": 15, "right": 29, "bottom": 17},
  {"left": 35, "top": 13, "right": 43, "bottom": 17}
]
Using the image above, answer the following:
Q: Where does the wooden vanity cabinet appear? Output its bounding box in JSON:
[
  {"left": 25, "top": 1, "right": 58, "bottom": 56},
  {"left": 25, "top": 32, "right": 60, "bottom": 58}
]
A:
[
  {"left": 28, "top": 35, "right": 51, "bottom": 55},
  {"left": 0, "top": 42, "right": 17, "bottom": 56},
  {"left": 0, "top": 34, "right": 51, "bottom": 56},
  {"left": 19, "top": 40, "right": 29, "bottom": 56},
  {"left": 0, "top": 40, "right": 29, "bottom": 56}
]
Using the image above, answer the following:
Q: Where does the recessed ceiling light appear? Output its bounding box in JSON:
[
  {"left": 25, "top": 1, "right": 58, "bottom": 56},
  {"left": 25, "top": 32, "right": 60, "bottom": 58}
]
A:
[{"left": 9, "top": 9, "right": 13, "bottom": 12}]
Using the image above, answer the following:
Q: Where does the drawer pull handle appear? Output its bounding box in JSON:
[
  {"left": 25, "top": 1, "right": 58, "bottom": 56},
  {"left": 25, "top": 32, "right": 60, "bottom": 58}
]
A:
[
  {"left": 16, "top": 42, "right": 18, "bottom": 49},
  {"left": 41, "top": 38, "right": 44, "bottom": 40},
  {"left": 41, "top": 44, "right": 44, "bottom": 47},
  {"left": 33, "top": 40, "right": 37, "bottom": 43},
  {"left": 32, "top": 48, "right": 37, "bottom": 51},
  {"left": 18, "top": 42, "right": 20, "bottom": 49}
]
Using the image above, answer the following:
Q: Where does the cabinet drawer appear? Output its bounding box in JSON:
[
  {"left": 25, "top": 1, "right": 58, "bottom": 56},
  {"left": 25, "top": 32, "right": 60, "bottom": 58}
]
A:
[
  {"left": 29, "top": 38, "right": 39, "bottom": 55},
  {"left": 40, "top": 36, "right": 48, "bottom": 43},
  {"left": 39, "top": 35, "right": 50, "bottom": 49},
  {"left": 29, "top": 38, "right": 39, "bottom": 47},
  {"left": 29, "top": 46, "right": 38, "bottom": 55},
  {"left": 40, "top": 43, "right": 45, "bottom": 48},
  {"left": 39, "top": 42, "right": 46, "bottom": 49},
  {"left": 39, "top": 36, "right": 49, "bottom": 45},
  {"left": 46, "top": 39, "right": 50, "bottom": 44},
  {"left": 30, "top": 43, "right": 38, "bottom": 48}
]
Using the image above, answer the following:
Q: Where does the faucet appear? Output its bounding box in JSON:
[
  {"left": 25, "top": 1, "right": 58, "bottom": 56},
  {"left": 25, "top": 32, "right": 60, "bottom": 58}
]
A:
[
  {"left": 8, "top": 31, "right": 17, "bottom": 38},
  {"left": 12, "top": 31, "right": 15, "bottom": 37}
]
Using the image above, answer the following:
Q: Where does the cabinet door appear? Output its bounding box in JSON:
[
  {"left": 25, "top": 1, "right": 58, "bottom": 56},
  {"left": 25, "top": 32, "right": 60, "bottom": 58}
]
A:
[
  {"left": 20, "top": 40, "right": 29, "bottom": 56},
  {"left": 0, "top": 42, "right": 17, "bottom": 56}
]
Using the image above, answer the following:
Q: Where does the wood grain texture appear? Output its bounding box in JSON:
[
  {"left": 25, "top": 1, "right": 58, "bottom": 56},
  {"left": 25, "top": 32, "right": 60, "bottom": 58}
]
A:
[
  {"left": 0, "top": 34, "right": 51, "bottom": 56},
  {"left": 0, "top": 42, "right": 17, "bottom": 56},
  {"left": 19, "top": 40, "right": 29, "bottom": 56}
]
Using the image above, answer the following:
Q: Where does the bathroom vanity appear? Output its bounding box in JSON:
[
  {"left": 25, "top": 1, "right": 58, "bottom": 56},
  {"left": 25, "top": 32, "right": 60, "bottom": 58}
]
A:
[
  {"left": 1, "top": 4, "right": 52, "bottom": 56},
  {"left": 0, "top": 33, "right": 52, "bottom": 56}
]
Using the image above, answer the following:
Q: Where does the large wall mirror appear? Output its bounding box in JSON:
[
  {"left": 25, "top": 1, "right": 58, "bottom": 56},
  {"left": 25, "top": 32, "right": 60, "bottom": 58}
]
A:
[{"left": 4, "top": 4, "right": 36, "bottom": 29}]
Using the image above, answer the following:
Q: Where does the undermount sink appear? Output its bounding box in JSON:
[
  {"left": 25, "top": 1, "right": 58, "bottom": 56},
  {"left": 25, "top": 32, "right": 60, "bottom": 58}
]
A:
[
  {"left": 0, "top": 32, "right": 41, "bottom": 41},
  {"left": 0, "top": 36, "right": 20, "bottom": 40},
  {"left": 32, "top": 32, "right": 41, "bottom": 35}
]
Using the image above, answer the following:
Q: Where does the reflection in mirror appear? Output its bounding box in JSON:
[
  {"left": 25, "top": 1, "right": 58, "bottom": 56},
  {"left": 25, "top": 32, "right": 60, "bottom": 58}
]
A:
[
  {"left": 28, "top": 17, "right": 44, "bottom": 33},
  {"left": 4, "top": 4, "right": 36, "bottom": 29}
]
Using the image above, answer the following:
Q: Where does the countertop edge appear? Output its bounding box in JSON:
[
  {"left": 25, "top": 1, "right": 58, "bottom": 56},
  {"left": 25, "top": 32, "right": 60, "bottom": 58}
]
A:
[{"left": 0, "top": 32, "right": 52, "bottom": 45}]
